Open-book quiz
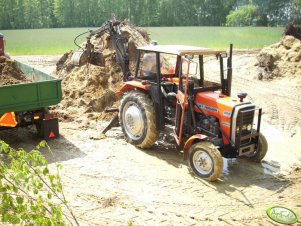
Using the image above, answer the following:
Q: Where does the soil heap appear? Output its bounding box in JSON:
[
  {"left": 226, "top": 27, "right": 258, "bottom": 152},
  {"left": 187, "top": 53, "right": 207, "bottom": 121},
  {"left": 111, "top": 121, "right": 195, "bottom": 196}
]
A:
[
  {"left": 284, "top": 24, "right": 301, "bottom": 41},
  {"left": 256, "top": 35, "right": 301, "bottom": 80},
  {"left": 0, "top": 57, "right": 30, "bottom": 85},
  {"left": 55, "top": 23, "right": 149, "bottom": 122}
]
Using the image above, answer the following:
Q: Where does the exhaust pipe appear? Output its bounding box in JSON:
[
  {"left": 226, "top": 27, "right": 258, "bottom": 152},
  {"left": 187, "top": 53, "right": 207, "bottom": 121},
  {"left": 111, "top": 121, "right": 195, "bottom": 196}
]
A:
[{"left": 227, "top": 44, "right": 233, "bottom": 96}]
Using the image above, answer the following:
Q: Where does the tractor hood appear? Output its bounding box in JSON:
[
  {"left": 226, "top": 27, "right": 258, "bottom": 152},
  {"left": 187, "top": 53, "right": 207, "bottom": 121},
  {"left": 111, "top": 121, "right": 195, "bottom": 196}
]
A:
[{"left": 194, "top": 91, "right": 250, "bottom": 139}]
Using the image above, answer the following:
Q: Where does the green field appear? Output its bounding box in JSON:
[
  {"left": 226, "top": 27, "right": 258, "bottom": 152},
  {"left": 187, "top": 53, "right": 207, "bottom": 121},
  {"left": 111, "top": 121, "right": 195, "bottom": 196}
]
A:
[
  {"left": 146, "top": 27, "right": 283, "bottom": 49},
  {"left": 0, "top": 27, "right": 283, "bottom": 55}
]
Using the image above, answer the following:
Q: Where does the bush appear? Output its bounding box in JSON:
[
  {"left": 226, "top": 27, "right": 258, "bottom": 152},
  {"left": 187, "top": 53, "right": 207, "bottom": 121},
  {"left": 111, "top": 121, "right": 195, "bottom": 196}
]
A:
[
  {"left": 0, "top": 140, "right": 79, "bottom": 225},
  {"left": 226, "top": 4, "right": 260, "bottom": 26},
  {"left": 295, "top": 0, "right": 301, "bottom": 11}
]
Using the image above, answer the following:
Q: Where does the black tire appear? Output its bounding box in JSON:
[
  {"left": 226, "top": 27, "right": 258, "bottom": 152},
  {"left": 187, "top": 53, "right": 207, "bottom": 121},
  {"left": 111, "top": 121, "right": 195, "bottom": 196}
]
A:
[
  {"left": 244, "top": 132, "right": 268, "bottom": 162},
  {"left": 119, "top": 91, "right": 159, "bottom": 149},
  {"left": 188, "top": 142, "right": 223, "bottom": 181}
]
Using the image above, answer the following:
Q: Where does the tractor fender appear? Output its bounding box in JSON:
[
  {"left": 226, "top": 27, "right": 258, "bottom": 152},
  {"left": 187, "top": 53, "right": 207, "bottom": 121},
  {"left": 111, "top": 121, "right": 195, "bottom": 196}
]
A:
[
  {"left": 115, "top": 81, "right": 150, "bottom": 97},
  {"left": 115, "top": 81, "right": 164, "bottom": 131},
  {"left": 183, "top": 134, "right": 208, "bottom": 160}
]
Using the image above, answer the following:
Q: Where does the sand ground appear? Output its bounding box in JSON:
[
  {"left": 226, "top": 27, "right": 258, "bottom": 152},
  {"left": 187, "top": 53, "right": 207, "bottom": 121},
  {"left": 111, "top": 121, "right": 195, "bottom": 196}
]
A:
[{"left": 1, "top": 53, "right": 300, "bottom": 226}]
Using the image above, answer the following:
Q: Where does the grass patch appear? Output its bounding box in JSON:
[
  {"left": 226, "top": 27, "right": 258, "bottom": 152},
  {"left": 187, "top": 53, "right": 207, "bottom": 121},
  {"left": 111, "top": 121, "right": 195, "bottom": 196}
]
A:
[
  {"left": 146, "top": 27, "right": 283, "bottom": 49},
  {"left": 1, "top": 28, "right": 88, "bottom": 55},
  {"left": 0, "top": 27, "right": 283, "bottom": 55}
]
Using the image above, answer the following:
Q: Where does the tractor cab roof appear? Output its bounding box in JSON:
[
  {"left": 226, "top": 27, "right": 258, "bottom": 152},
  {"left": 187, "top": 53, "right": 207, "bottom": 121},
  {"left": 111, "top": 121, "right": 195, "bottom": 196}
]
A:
[{"left": 138, "top": 45, "right": 226, "bottom": 56}]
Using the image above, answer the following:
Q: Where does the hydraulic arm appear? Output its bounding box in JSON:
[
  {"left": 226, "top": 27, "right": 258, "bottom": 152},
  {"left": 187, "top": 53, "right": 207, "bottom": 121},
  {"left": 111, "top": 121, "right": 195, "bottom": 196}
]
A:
[{"left": 71, "top": 18, "right": 131, "bottom": 81}]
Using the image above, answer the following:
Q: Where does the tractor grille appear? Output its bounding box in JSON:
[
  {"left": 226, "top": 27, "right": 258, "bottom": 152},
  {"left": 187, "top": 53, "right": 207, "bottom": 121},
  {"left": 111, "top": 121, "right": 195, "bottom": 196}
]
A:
[
  {"left": 235, "top": 106, "right": 255, "bottom": 145},
  {"left": 231, "top": 104, "right": 262, "bottom": 157},
  {"left": 237, "top": 108, "right": 255, "bottom": 126}
]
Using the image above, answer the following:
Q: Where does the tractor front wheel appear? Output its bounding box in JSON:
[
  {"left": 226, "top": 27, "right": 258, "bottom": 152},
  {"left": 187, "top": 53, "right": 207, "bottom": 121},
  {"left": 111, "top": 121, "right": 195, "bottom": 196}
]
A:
[
  {"left": 188, "top": 142, "right": 223, "bottom": 181},
  {"left": 119, "top": 91, "right": 159, "bottom": 149},
  {"left": 244, "top": 132, "right": 268, "bottom": 162}
]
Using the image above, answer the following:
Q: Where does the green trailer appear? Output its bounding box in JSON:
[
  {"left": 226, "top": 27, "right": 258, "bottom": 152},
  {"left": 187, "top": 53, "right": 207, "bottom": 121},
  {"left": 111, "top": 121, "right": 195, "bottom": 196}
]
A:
[{"left": 0, "top": 61, "right": 62, "bottom": 139}]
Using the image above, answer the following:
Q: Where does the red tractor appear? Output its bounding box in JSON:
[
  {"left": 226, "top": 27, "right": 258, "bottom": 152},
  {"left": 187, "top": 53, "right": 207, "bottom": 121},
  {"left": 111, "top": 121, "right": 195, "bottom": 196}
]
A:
[
  {"left": 71, "top": 19, "right": 267, "bottom": 181},
  {"left": 115, "top": 44, "right": 268, "bottom": 181}
]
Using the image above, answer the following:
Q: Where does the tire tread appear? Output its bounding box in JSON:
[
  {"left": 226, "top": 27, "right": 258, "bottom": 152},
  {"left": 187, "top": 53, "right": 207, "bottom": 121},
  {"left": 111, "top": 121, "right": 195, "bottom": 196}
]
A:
[
  {"left": 188, "top": 141, "right": 223, "bottom": 181},
  {"left": 119, "top": 91, "right": 159, "bottom": 149}
]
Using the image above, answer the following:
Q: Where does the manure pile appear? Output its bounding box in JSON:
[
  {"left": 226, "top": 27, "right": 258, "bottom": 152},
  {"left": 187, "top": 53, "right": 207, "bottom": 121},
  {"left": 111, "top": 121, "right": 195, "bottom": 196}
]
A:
[
  {"left": 257, "top": 35, "right": 301, "bottom": 80},
  {"left": 0, "top": 57, "right": 30, "bottom": 85},
  {"left": 55, "top": 23, "right": 149, "bottom": 121}
]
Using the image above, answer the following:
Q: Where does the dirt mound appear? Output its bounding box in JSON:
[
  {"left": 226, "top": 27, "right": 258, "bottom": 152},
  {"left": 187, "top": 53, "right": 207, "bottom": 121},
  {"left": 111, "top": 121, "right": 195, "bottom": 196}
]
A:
[
  {"left": 55, "top": 23, "right": 149, "bottom": 121},
  {"left": 284, "top": 24, "right": 301, "bottom": 41},
  {"left": 0, "top": 57, "right": 30, "bottom": 85},
  {"left": 256, "top": 35, "right": 301, "bottom": 80},
  {"left": 257, "top": 36, "right": 301, "bottom": 79}
]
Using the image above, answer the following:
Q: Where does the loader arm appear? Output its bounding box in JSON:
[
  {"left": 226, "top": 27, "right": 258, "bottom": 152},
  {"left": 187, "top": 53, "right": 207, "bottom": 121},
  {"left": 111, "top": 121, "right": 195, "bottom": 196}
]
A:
[
  {"left": 109, "top": 23, "right": 131, "bottom": 81},
  {"left": 72, "top": 19, "right": 132, "bottom": 81}
]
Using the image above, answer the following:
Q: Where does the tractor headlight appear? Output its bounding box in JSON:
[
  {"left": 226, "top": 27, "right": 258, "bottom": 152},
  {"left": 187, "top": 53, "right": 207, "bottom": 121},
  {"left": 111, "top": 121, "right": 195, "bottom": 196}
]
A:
[
  {"left": 247, "top": 124, "right": 252, "bottom": 131},
  {"left": 242, "top": 125, "right": 247, "bottom": 130}
]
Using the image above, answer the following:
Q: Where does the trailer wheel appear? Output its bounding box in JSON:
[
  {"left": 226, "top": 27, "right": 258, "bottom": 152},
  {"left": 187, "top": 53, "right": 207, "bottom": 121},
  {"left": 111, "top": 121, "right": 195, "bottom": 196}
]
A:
[
  {"left": 119, "top": 91, "right": 159, "bottom": 149},
  {"left": 188, "top": 142, "right": 223, "bottom": 181},
  {"left": 244, "top": 132, "right": 268, "bottom": 162}
]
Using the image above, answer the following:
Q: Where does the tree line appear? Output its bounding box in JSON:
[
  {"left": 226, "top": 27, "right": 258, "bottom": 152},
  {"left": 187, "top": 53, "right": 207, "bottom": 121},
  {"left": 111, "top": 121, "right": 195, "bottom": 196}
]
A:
[{"left": 0, "top": 0, "right": 300, "bottom": 30}]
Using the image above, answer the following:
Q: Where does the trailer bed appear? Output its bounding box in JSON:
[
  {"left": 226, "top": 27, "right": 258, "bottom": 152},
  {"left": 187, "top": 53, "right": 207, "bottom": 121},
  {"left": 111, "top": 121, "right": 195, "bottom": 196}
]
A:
[{"left": 0, "top": 61, "right": 62, "bottom": 115}]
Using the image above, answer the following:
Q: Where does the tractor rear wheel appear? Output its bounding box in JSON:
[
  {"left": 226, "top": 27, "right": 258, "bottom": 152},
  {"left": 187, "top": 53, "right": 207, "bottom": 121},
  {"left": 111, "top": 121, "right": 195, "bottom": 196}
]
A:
[
  {"left": 119, "top": 91, "right": 159, "bottom": 149},
  {"left": 244, "top": 132, "right": 268, "bottom": 162},
  {"left": 188, "top": 142, "right": 223, "bottom": 181}
]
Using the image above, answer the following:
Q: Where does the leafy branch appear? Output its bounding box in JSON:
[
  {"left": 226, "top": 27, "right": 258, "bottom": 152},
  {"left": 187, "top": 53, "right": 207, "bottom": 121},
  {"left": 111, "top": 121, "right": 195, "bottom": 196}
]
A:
[{"left": 0, "top": 140, "right": 79, "bottom": 225}]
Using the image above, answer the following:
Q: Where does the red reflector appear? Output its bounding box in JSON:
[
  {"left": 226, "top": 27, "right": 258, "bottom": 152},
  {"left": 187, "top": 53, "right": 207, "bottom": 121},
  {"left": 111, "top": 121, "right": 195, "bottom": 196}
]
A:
[{"left": 49, "top": 131, "right": 55, "bottom": 138}]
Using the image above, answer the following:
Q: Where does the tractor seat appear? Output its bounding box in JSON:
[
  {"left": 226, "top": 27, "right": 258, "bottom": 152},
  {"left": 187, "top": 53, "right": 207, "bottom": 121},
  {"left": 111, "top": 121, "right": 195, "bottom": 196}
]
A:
[
  {"left": 164, "top": 91, "right": 177, "bottom": 106},
  {"left": 140, "top": 71, "right": 157, "bottom": 81},
  {"left": 161, "top": 85, "right": 177, "bottom": 105},
  {"left": 166, "top": 92, "right": 177, "bottom": 103}
]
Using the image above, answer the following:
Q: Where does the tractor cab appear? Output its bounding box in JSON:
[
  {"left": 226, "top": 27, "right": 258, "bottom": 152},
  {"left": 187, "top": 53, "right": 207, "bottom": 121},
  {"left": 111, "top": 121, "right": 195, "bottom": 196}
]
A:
[
  {"left": 133, "top": 45, "right": 232, "bottom": 132},
  {"left": 117, "top": 44, "right": 267, "bottom": 181}
]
